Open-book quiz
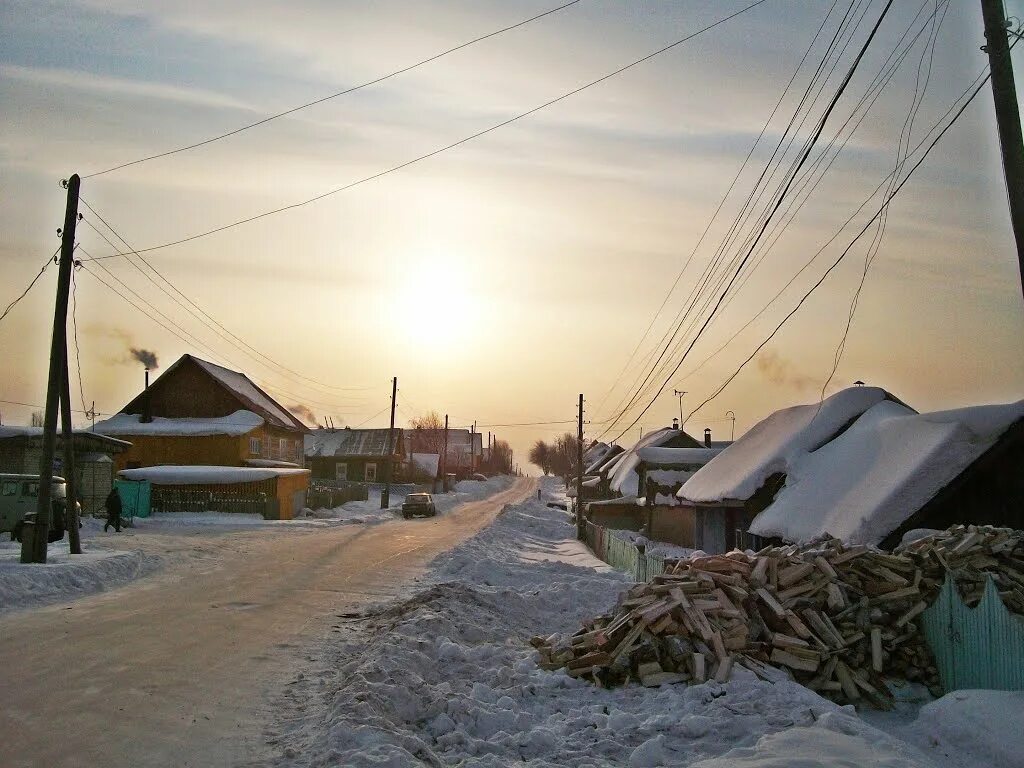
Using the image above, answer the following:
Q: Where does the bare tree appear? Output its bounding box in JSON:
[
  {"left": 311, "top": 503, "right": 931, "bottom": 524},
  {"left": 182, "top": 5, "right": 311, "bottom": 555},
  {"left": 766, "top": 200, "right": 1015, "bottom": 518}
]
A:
[
  {"left": 528, "top": 440, "right": 551, "bottom": 475},
  {"left": 408, "top": 411, "right": 447, "bottom": 458}
]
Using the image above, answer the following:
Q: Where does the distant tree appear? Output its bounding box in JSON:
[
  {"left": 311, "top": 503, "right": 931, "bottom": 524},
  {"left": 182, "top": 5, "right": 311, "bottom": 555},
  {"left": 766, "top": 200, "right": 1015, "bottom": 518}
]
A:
[
  {"left": 409, "top": 411, "right": 447, "bottom": 464},
  {"left": 548, "top": 433, "right": 582, "bottom": 480},
  {"left": 31, "top": 410, "right": 44, "bottom": 427},
  {"left": 488, "top": 439, "right": 513, "bottom": 474},
  {"left": 528, "top": 440, "right": 551, "bottom": 475}
]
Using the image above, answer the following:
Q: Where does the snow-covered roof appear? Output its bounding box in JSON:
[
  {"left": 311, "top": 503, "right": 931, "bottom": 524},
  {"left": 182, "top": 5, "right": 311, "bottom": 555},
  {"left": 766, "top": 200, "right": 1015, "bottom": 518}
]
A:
[
  {"left": 680, "top": 386, "right": 896, "bottom": 503},
  {"left": 636, "top": 447, "right": 723, "bottom": 466},
  {"left": 190, "top": 357, "right": 307, "bottom": 431},
  {"left": 411, "top": 452, "right": 440, "bottom": 477},
  {"left": 118, "top": 465, "right": 309, "bottom": 485},
  {"left": 748, "top": 399, "right": 1024, "bottom": 545},
  {"left": 0, "top": 425, "right": 130, "bottom": 449},
  {"left": 610, "top": 427, "right": 697, "bottom": 496},
  {"left": 95, "top": 410, "right": 264, "bottom": 437},
  {"left": 305, "top": 428, "right": 402, "bottom": 458},
  {"left": 586, "top": 444, "right": 623, "bottom": 475}
]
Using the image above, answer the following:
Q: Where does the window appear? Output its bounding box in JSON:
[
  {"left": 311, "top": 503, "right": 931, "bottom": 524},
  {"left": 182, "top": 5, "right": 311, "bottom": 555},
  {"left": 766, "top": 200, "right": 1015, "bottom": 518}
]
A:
[
  {"left": 279, "top": 438, "right": 287, "bottom": 458},
  {"left": 1, "top": 481, "right": 17, "bottom": 496},
  {"left": 335, "top": 463, "right": 348, "bottom": 481},
  {"left": 21, "top": 481, "right": 39, "bottom": 497},
  {"left": 364, "top": 463, "right": 377, "bottom": 482},
  {"left": 249, "top": 437, "right": 262, "bottom": 456}
]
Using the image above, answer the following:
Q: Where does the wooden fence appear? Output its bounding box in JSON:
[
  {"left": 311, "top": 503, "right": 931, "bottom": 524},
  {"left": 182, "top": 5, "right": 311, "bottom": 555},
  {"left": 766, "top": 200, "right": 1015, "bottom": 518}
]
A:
[
  {"left": 306, "top": 484, "right": 369, "bottom": 509},
  {"left": 582, "top": 518, "right": 671, "bottom": 582},
  {"left": 921, "top": 573, "right": 1024, "bottom": 692},
  {"left": 150, "top": 488, "right": 276, "bottom": 518}
]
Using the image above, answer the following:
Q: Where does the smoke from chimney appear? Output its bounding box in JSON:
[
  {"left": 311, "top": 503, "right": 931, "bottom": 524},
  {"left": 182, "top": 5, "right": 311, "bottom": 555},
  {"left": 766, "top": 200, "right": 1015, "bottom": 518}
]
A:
[
  {"left": 130, "top": 348, "right": 158, "bottom": 370},
  {"left": 288, "top": 404, "right": 316, "bottom": 425}
]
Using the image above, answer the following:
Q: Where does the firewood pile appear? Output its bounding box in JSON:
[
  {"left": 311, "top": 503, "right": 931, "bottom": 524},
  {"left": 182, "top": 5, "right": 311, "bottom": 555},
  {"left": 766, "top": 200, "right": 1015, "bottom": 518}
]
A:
[
  {"left": 896, "top": 525, "right": 1024, "bottom": 614},
  {"left": 533, "top": 536, "right": 953, "bottom": 709}
]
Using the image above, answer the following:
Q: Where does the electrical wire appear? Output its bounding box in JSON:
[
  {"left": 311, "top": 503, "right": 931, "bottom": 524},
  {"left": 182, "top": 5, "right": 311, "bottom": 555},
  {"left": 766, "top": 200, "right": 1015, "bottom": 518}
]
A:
[
  {"left": 70, "top": 268, "right": 88, "bottom": 414},
  {"left": 683, "top": 62, "right": 996, "bottom": 423},
  {"left": 79, "top": 0, "right": 771, "bottom": 258},
  {"left": 0, "top": 249, "right": 59, "bottom": 326},
  {"left": 78, "top": 200, "right": 371, "bottom": 396},
  {"left": 83, "top": 1, "right": 584, "bottom": 178}
]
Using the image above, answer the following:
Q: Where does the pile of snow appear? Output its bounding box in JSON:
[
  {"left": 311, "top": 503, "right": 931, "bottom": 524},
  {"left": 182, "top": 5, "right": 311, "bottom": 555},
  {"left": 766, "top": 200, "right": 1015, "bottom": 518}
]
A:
[
  {"left": 95, "top": 409, "right": 264, "bottom": 437},
  {"left": 874, "top": 689, "right": 1024, "bottom": 768},
  {"left": 609, "top": 527, "right": 694, "bottom": 561},
  {"left": 749, "top": 400, "right": 1024, "bottom": 544},
  {"left": 680, "top": 386, "right": 891, "bottom": 503},
  {"left": 118, "top": 465, "right": 309, "bottom": 485},
  {"left": 0, "top": 518, "right": 156, "bottom": 614},
  {"left": 256, "top": 479, "right": 941, "bottom": 767}
]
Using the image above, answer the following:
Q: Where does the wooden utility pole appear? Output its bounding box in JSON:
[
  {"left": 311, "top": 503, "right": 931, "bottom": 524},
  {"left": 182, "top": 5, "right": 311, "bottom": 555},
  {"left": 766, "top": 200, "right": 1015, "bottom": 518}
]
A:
[
  {"left": 381, "top": 376, "right": 397, "bottom": 509},
  {"left": 981, "top": 0, "right": 1024, "bottom": 300},
  {"left": 576, "top": 393, "right": 584, "bottom": 540},
  {"left": 470, "top": 421, "right": 476, "bottom": 473},
  {"left": 23, "top": 174, "right": 79, "bottom": 563},
  {"left": 61, "top": 354, "right": 81, "bottom": 554},
  {"left": 442, "top": 414, "right": 449, "bottom": 491}
]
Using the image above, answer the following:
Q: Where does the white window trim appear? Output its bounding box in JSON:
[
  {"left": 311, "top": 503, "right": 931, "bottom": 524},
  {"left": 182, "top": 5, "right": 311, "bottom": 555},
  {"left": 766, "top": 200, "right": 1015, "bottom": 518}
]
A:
[
  {"left": 335, "top": 463, "right": 348, "bottom": 481},
  {"left": 365, "top": 462, "right": 377, "bottom": 482}
]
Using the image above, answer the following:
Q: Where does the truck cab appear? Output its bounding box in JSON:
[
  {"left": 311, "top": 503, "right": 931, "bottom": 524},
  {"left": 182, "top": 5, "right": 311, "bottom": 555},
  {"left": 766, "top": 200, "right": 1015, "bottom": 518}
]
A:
[{"left": 1, "top": 473, "right": 68, "bottom": 541}]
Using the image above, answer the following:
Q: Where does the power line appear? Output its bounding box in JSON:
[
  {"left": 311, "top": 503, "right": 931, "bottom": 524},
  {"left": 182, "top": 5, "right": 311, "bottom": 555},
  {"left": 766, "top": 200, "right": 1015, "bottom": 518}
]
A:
[
  {"left": 606, "top": 0, "right": 895, "bottom": 443},
  {"left": 78, "top": 199, "right": 371, "bottom": 396},
  {"left": 684, "top": 60, "right": 995, "bottom": 423},
  {"left": 83, "top": 1, "right": 584, "bottom": 178},
  {"left": 80, "top": 0, "right": 771, "bottom": 258},
  {"left": 593, "top": 0, "right": 843, "bottom": 417},
  {"left": 0, "top": 249, "right": 59, "bottom": 326},
  {"left": 70, "top": 268, "right": 88, "bottom": 413}
]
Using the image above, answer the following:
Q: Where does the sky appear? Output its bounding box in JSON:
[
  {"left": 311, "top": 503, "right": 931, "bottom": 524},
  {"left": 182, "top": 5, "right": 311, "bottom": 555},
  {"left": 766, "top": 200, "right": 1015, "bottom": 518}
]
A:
[{"left": 2, "top": 0, "right": 1023, "bottom": 471}]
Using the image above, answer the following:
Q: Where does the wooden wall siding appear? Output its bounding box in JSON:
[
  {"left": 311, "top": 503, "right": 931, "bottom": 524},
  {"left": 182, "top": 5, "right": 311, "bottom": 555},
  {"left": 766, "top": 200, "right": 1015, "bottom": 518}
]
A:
[
  {"left": 308, "top": 456, "right": 393, "bottom": 482},
  {"left": 113, "top": 434, "right": 247, "bottom": 471},
  {"left": 648, "top": 506, "right": 695, "bottom": 549},
  {"left": 586, "top": 504, "right": 645, "bottom": 532},
  {"left": 128, "top": 357, "right": 246, "bottom": 420}
]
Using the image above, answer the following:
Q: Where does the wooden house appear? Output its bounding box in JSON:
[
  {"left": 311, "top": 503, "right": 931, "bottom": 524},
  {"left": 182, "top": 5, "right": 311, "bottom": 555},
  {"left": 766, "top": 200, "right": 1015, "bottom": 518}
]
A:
[
  {"left": 677, "top": 386, "right": 1024, "bottom": 553},
  {"left": 0, "top": 426, "right": 130, "bottom": 515},
  {"left": 404, "top": 428, "right": 481, "bottom": 478},
  {"left": 95, "top": 354, "right": 310, "bottom": 471},
  {"left": 304, "top": 427, "right": 405, "bottom": 484}
]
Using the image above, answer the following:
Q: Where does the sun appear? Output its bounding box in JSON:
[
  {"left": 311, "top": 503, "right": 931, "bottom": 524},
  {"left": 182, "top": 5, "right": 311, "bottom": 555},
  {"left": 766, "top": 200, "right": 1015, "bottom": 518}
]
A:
[{"left": 393, "top": 249, "right": 479, "bottom": 351}]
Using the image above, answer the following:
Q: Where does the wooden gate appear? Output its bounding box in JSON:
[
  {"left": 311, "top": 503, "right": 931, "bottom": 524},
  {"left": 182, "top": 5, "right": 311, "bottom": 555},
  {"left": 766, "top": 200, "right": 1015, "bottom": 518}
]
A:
[{"left": 920, "top": 573, "right": 1024, "bottom": 692}]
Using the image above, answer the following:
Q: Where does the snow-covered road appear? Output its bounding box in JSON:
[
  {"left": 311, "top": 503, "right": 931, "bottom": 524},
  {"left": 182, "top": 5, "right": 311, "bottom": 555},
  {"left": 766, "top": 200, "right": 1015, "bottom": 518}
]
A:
[{"left": 0, "top": 477, "right": 535, "bottom": 768}]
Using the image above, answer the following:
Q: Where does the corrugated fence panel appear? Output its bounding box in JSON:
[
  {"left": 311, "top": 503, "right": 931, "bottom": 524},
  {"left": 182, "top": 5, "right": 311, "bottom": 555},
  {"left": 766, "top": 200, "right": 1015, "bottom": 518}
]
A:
[{"left": 921, "top": 573, "right": 1024, "bottom": 693}]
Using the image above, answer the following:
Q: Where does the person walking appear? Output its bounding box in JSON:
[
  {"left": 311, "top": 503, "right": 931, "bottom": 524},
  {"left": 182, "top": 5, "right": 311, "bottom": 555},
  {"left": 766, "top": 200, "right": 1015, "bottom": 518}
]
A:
[{"left": 103, "top": 487, "right": 122, "bottom": 533}]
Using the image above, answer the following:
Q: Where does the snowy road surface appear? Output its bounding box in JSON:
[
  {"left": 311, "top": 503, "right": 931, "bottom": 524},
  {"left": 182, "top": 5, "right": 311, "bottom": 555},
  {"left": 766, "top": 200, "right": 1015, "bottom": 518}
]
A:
[{"left": 0, "top": 476, "right": 535, "bottom": 768}]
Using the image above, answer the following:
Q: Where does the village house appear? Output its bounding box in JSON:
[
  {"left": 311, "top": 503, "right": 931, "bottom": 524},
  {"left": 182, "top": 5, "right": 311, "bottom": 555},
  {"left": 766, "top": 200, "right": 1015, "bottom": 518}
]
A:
[
  {"left": 584, "top": 423, "right": 701, "bottom": 530},
  {"left": 304, "top": 427, "right": 405, "bottom": 485},
  {"left": 0, "top": 426, "right": 130, "bottom": 515},
  {"left": 404, "top": 428, "right": 482, "bottom": 478},
  {"left": 676, "top": 386, "right": 1024, "bottom": 553},
  {"left": 95, "top": 354, "right": 310, "bottom": 471}
]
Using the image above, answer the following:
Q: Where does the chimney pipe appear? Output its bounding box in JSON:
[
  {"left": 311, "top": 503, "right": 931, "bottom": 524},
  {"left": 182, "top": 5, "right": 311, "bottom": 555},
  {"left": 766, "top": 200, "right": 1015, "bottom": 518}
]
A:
[
  {"left": 671, "top": 417, "right": 679, "bottom": 430},
  {"left": 141, "top": 368, "right": 153, "bottom": 423},
  {"left": 704, "top": 428, "right": 712, "bottom": 447}
]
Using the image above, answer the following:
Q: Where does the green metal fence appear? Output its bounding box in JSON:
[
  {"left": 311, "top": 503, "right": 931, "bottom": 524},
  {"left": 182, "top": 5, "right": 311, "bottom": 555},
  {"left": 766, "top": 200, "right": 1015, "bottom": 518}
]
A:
[
  {"left": 582, "top": 519, "right": 669, "bottom": 582},
  {"left": 921, "top": 573, "right": 1024, "bottom": 693}
]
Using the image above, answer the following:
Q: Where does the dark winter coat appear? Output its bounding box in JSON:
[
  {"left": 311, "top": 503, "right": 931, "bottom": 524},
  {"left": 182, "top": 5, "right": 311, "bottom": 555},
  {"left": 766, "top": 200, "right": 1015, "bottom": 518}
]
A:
[{"left": 105, "top": 489, "right": 123, "bottom": 518}]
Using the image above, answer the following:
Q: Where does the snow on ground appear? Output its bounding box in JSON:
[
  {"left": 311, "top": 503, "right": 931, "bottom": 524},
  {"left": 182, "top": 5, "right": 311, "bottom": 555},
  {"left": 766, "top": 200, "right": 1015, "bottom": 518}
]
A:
[
  {"left": 254, "top": 478, "right": 950, "bottom": 767},
  {"left": 608, "top": 527, "right": 694, "bottom": 560},
  {"left": 0, "top": 517, "right": 157, "bottom": 614},
  {"left": 0, "top": 477, "right": 514, "bottom": 615}
]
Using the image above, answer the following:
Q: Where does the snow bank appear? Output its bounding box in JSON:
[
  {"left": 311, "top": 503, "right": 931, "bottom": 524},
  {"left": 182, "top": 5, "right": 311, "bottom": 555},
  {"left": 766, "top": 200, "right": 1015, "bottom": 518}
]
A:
[
  {"left": 256, "top": 479, "right": 936, "bottom": 767},
  {"left": 680, "top": 386, "right": 891, "bottom": 503},
  {"left": 609, "top": 528, "right": 694, "bottom": 561},
  {"left": 748, "top": 399, "right": 1024, "bottom": 544},
  {"left": 882, "top": 690, "right": 1024, "bottom": 768},
  {"left": 95, "top": 409, "right": 264, "bottom": 437},
  {"left": 118, "top": 465, "right": 309, "bottom": 485},
  {"left": 0, "top": 519, "right": 156, "bottom": 614}
]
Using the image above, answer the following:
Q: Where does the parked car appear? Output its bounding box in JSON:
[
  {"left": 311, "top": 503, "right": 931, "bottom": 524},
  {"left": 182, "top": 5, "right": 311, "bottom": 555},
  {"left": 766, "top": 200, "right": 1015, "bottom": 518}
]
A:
[
  {"left": 402, "top": 493, "right": 436, "bottom": 519},
  {"left": 1, "top": 473, "right": 68, "bottom": 542}
]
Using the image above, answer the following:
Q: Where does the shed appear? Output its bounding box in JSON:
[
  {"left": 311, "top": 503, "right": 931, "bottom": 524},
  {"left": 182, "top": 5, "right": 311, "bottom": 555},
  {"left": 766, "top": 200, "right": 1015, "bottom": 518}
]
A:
[
  {"left": 0, "top": 426, "right": 131, "bottom": 515},
  {"left": 118, "top": 465, "right": 311, "bottom": 520}
]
